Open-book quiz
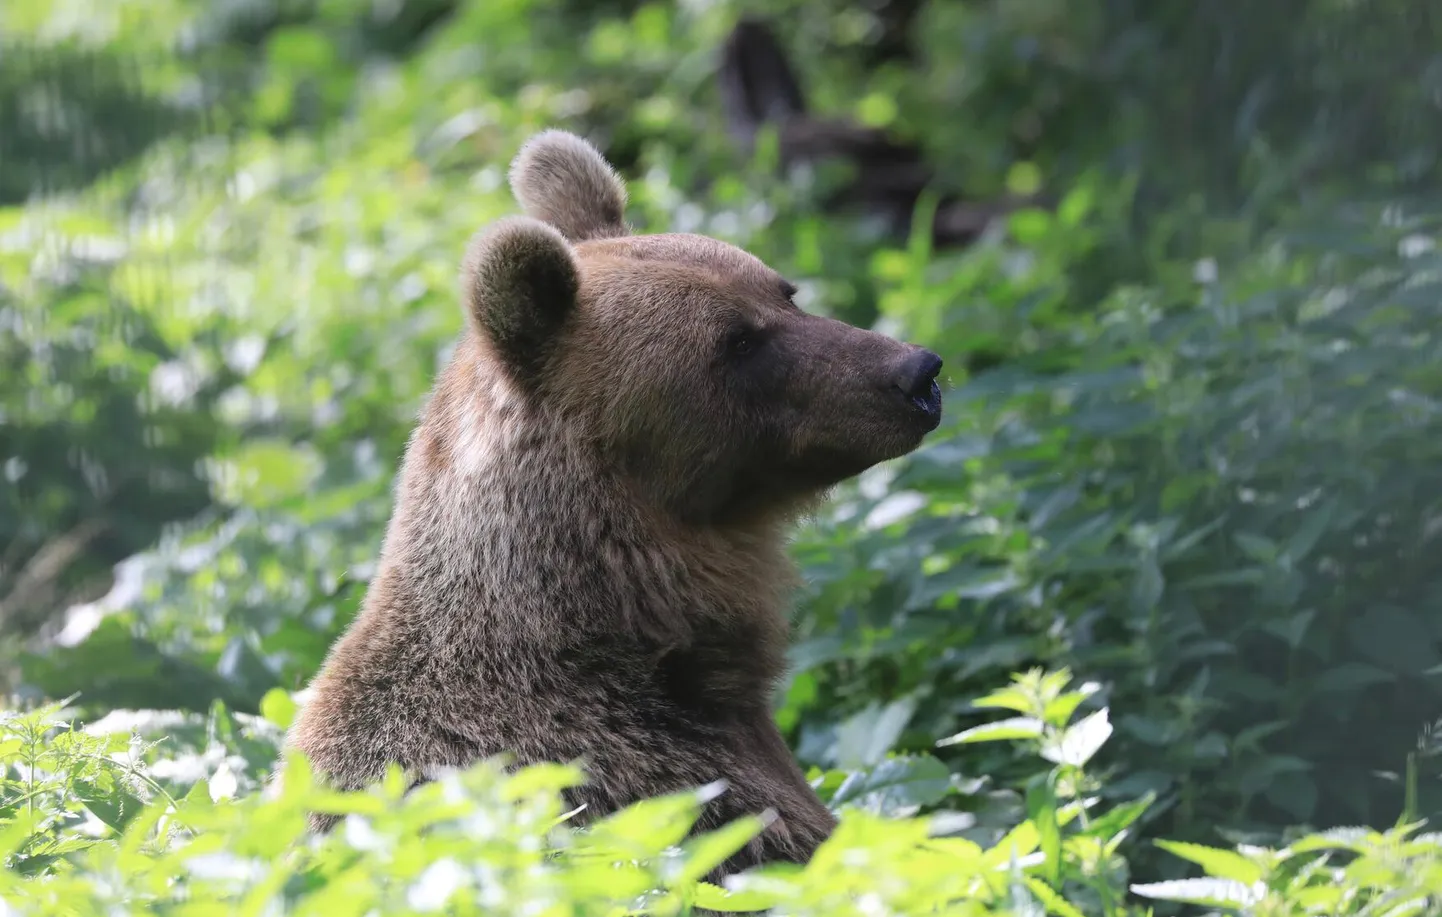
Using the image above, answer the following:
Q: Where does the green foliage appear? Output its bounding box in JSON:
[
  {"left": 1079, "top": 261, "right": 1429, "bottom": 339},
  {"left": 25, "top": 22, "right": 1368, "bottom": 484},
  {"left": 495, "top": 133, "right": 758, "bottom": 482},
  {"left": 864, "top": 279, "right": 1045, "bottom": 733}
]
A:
[
  {"left": 1133, "top": 825, "right": 1442, "bottom": 916},
  {"left": 0, "top": 673, "right": 1141, "bottom": 915},
  {"left": 6, "top": 675, "right": 1442, "bottom": 914},
  {"left": 4, "top": 0, "right": 1442, "bottom": 912},
  {"left": 811, "top": 191, "right": 1442, "bottom": 837}
]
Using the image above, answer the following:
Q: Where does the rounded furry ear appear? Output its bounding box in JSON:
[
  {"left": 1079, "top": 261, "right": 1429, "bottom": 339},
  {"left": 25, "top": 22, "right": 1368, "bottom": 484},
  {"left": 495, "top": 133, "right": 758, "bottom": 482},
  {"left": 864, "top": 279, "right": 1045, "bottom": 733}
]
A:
[
  {"left": 461, "top": 215, "right": 579, "bottom": 383},
  {"left": 508, "top": 130, "right": 629, "bottom": 243}
]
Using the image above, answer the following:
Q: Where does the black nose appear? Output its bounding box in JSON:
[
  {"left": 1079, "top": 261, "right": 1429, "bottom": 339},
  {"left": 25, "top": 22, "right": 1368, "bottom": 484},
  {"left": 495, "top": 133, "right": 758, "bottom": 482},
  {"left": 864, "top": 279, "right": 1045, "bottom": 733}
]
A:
[{"left": 894, "top": 349, "right": 943, "bottom": 400}]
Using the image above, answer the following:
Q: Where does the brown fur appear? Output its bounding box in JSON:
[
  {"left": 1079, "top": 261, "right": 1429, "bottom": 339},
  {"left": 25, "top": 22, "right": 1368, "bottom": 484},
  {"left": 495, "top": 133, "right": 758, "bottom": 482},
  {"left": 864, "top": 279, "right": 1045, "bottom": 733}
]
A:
[
  {"left": 284, "top": 130, "right": 944, "bottom": 883},
  {"left": 508, "top": 130, "right": 629, "bottom": 243}
]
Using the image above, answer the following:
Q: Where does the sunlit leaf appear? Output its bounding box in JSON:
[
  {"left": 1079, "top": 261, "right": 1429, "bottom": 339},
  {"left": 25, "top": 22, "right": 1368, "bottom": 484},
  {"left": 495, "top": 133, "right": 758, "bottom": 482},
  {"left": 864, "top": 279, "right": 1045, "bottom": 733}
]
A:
[
  {"left": 1154, "top": 839, "right": 1265, "bottom": 884},
  {"left": 1130, "top": 877, "right": 1266, "bottom": 908},
  {"left": 670, "top": 815, "right": 769, "bottom": 887},
  {"left": 1040, "top": 709, "right": 1112, "bottom": 767},
  {"left": 72, "top": 778, "right": 149, "bottom": 834},
  {"left": 258, "top": 688, "right": 297, "bottom": 731},
  {"left": 690, "top": 881, "right": 781, "bottom": 913},
  {"left": 1025, "top": 876, "right": 1088, "bottom": 917},
  {"left": 1026, "top": 776, "right": 1061, "bottom": 886},
  {"left": 937, "top": 717, "right": 1045, "bottom": 747}
]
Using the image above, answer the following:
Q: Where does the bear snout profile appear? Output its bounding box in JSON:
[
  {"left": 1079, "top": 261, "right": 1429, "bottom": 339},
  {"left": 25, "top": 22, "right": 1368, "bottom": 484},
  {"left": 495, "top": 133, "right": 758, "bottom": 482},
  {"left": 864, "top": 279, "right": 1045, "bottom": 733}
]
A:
[{"left": 283, "top": 127, "right": 946, "bottom": 885}]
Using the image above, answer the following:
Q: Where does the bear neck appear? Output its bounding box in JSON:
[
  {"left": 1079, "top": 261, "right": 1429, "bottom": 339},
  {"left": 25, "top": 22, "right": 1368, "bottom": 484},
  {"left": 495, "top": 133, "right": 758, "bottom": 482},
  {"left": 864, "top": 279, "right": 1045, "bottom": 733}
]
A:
[{"left": 362, "top": 350, "right": 799, "bottom": 682}]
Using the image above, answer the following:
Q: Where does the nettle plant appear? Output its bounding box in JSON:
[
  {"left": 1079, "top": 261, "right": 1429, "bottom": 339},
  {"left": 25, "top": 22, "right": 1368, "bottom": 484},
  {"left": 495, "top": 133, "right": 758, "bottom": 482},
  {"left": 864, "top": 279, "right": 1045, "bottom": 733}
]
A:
[
  {"left": 0, "top": 673, "right": 1078, "bottom": 914},
  {"left": 6, "top": 670, "right": 1433, "bottom": 915}
]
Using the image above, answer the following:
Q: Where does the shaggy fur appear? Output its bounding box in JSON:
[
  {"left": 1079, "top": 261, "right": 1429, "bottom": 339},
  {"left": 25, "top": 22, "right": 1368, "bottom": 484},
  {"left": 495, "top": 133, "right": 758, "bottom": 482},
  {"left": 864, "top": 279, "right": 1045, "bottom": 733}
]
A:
[{"left": 284, "top": 129, "right": 944, "bottom": 882}]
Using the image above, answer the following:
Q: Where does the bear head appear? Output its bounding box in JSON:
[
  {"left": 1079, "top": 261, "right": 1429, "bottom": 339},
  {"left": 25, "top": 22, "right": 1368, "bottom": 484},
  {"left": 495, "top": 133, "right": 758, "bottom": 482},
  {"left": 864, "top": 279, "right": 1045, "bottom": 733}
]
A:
[{"left": 460, "top": 129, "right": 943, "bottom": 525}]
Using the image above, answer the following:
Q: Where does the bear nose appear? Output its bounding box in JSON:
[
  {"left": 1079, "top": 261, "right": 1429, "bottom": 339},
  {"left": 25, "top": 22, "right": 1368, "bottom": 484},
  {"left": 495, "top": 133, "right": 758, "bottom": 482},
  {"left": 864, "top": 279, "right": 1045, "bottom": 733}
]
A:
[{"left": 893, "top": 349, "right": 943, "bottom": 400}]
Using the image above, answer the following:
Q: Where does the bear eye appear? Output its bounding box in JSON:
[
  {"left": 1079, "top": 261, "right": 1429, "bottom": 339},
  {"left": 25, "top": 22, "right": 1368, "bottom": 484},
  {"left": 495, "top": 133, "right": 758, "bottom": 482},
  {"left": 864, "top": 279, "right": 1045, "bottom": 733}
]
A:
[{"left": 725, "top": 328, "right": 758, "bottom": 359}]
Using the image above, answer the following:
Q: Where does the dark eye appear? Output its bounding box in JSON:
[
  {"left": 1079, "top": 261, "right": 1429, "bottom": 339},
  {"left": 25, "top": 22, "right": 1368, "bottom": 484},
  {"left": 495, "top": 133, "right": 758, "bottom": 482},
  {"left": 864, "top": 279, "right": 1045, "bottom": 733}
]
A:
[{"left": 726, "top": 328, "right": 757, "bottom": 358}]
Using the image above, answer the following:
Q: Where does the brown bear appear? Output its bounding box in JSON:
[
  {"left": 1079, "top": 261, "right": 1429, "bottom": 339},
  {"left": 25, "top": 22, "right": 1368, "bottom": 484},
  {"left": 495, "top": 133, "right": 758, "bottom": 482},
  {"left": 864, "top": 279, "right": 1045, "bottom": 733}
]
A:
[{"left": 284, "top": 129, "right": 944, "bottom": 882}]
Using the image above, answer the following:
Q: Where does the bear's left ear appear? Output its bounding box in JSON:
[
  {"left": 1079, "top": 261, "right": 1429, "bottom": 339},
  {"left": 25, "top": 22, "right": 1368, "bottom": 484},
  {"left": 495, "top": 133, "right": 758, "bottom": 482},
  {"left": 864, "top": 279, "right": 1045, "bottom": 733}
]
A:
[
  {"left": 508, "top": 130, "right": 629, "bottom": 243},
  {"left": 461, "top": 216, "right": 579, "bottom": 383}
]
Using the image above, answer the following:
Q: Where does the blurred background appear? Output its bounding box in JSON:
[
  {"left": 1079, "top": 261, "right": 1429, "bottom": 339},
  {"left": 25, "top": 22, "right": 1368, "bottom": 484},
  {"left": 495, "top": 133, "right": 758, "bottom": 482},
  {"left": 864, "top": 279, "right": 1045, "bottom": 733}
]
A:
[{"left": 3, "top": 0, "right": 1442, "bottom": 891}]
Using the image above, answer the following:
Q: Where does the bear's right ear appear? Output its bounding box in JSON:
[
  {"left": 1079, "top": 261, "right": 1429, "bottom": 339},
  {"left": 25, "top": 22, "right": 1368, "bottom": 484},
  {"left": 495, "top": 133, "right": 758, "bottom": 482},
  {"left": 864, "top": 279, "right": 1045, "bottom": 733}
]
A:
[{"left": 461, "top": 216, "right": 579, "bottom": 383}]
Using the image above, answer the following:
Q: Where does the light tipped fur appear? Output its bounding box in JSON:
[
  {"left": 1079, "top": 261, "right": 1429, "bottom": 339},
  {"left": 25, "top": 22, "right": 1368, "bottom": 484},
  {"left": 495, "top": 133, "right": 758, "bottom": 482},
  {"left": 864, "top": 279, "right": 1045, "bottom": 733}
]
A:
[
  {"left": 508, "top": 130, "right": 629, "bottom": 243},
  {"left": 460, "top": 215, "right": 579, "bottom": 383}
]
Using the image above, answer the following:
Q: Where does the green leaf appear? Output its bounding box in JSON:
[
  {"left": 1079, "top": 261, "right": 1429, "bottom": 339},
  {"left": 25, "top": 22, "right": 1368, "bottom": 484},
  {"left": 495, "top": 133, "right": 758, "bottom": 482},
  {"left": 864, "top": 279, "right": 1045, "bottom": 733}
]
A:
[
  {"left": 1025, "top": 876, "right": 1088, "bottom": 917},
  {"left": 1057, "top": 185, "right": 1094, "bottom": 228},
  {"left": 1007, "top": 162, "right": 1044, "bottom": 196},
  {"left": 1287, "top": 826, "right": 1378, "bottom": 854},
  {"left": 983, "top": 820, "right": 1041, "bottom": 870},
  {"left": 936, "top": 567, "right": 1022, "bottom": 602},
  {"left": 501, "top": 761, "right": 588, "bottom": 803},
  {"left": 214, "top": 439, "right": 325, "bottom": 509},
  {"left": 833, "top": 697, "right": 917, "bottom": 768},
  {"left": 937, "top": 717, "right": 1044, "bottom": 746},
  {"left": 1349, "top": 606, "right": 1441, "bottom": 675},
  {"left": 970, "top": 686, "right": 1036, "bottom": 715},
  {"left": 1177, "top": 568, "right": 1267, "bottom": 589},
  {"left": 72, "top": 778, "right": 149, "bottom": 834},
  {"left": 266, "top": 26, "right": 336, "bottom": 72},
  {"left": 1232, "top": 532, "right": 1278, "bottom": 563},
  {"left": 1010, "top": 210, "right": 1053, "bottom": 246},
  {"left": 1154, "top": 839, "right": 1265, "bottom": 884},
  {"left": 1288, "top": 884, "right": 1345, "bottom": 910},
  {"left": 691, "top": 882, "right": 780, "bottom": 912},
  {"left": 1311, "top": 662, "right": 1394, "bottom": 694},
  {"left": 1041, "top": 683, "right": 1099, "bottom": 728},
  {"left": 1041, "top": 709, "right": 1112, "bottom": 767},
  {"left": 1263, "top": 610, "right": 1316, "bottom": 649},
  {"left": 1265, "top": 771, "right": 1317, "bottom": 821},
  {"left": 671, "top": 814, "right": 768, "bottom": 887},
  {"left": 1130, "top": 877, "right": 1264, "bottom": 908},
  {"left": 830, "top": 755, "right": 953, "bottom": 815},
  {"left": 1161, "top": 515, "right": 1228, "bottom": 560},
  {"left": 1131, "top": 557, "right": 1164, "bottom": 612},
  {"left": 580, "top": 786, "right": 708, "bottom": 858},
  {"left": 259, "top": 688, "right": 298, "bottom": 730},
  {"left": 856, "top": 91, "right": 898, "bottom": 128},
  {"left": 1026, "top": 776, "right": 1061, "bottom": 885},
  {"left": 1085, "top": 792, "right": 1156, "bottom": 847},
  {"left": 1284, "top": 499, "right": 1336, "bottom": 561}
]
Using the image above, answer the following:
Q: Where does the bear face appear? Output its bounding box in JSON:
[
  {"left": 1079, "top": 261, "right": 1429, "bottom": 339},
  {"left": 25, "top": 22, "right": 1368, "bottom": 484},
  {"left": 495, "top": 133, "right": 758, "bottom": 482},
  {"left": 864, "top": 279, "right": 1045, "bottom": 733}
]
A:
[{"left": 464, "top": 130, "right": 943, "bottom": 527}]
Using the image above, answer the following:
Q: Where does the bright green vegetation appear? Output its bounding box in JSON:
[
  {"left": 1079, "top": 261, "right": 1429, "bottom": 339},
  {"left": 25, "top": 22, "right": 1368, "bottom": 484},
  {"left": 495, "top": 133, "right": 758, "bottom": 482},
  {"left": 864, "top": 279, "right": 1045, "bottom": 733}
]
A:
[{"left": 3, "top": 0, "right": 1442, "bottom": 913}]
